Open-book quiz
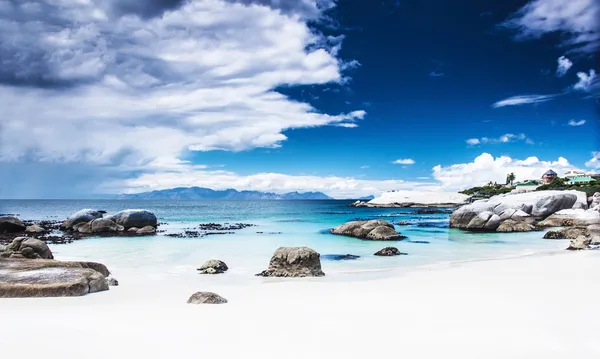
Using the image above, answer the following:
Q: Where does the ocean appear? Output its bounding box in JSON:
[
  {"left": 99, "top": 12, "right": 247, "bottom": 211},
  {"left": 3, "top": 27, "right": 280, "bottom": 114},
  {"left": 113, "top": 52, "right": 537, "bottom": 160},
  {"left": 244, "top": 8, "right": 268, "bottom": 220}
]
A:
[{"left": 0, "top": 199, "right": 563, "bottom": 283}]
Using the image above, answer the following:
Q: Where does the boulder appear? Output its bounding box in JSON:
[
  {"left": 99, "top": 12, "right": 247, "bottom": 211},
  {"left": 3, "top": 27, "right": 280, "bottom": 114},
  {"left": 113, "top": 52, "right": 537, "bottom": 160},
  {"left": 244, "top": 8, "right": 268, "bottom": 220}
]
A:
[
  {"left": 76, "top": 222, "right": 93, "bottom": 234},
  {"left": 61, "top": 209, "right": 105, "bottom": 230},
  {"left": 0, "top": 216, "right": 26, "bottom": 233},
  {"left": 331, "top": 220, "right": 405, "bottom": 240},
  {"left": 109, "top": 210, "right": 158, "bottom": 229},
  {"left": 197, "top": 259, "right": 228, "bottom": 274},
  {"left": 374, "top": 247, "right": 407, "bottom": 256},
  {"left": 25, "top": 224, "right": 47, "bottom": 233},
  {"left": 2, "top": 237, "right": 53, "bottom": 259},
  {"left": 543, "top": 227, "right": 587, "bottom": 240},
  {"left": 90, "top": 218, "right": 124, "bottom": 233},
  {"left": 496, "top": 219, "right": 534, "bottom": 232},
  {"left": 256, "top": 247, "right": 325, "bottom": 277},
  {"left": 466, "top": 212, "right": 501, "bottom": 231},
  {"left": 450, "top": 191, "right": 586, "bottom": 230},
  {"left": 106, "top": 277, "right": 119, "bottom": 286},
  {"left": 538, "top": 209, "right": 600, "bottom": 227},
  {"left": 590, "top": 192, "right": 600, "bottom": 210},
  {"left": 566, "top": 236, "right": 591, "bottom": 251},
  {"left": 187, "top": 292, "right": 228, "bottom": 304},
  {"left": 0, "top": 258, "right": 109, "bottom": 297},
  {"left": 136, "top": 226, "right": 156, "bottom": 235},
  {"left": 127, "top": 227, "right": 140, "bottom": 233}
]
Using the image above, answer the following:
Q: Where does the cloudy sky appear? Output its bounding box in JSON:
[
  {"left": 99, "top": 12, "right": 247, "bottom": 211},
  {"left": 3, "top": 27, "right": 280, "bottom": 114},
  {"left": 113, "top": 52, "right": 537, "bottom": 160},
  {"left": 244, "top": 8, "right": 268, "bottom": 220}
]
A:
[{"left": 0, "top": 0, "right": 599, "bottom": 198}]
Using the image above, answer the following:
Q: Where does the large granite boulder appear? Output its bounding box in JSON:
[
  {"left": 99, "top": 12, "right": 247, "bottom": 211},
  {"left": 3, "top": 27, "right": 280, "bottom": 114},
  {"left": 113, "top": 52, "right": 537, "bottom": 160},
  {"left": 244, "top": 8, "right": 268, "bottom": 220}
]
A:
[
  {"left": 256, "top": 247, "right": 325, "bottom": 277},
  {"left": 2, "top": 237, "right": 53, "bottom": 259},
  {"left": 197, "top": 259, "right": 228, "bottom": 274},
  {"left": 450, "top": 190, "right": 587, "bottom": 231},
  {"left": 61, "top": 209, "right": 105, "bottom": 230},
  {"left": 374, "top": 247, "right": 407, "bottom": 256},
  {"left": 0, "top": 216, "right": 26, "bottom": 233},
  {"left": 187, "top": 292, "right": 228, "bottom": 304},
  {"left": 496, "top": 219, "right": 534, "bottom": 232},
  {"left": 109, "top": 210, "right": 157, "bottom": 229},
  {"left": 0, "top": 258, "right": 109, "bottom": 297},
  {"left": 538, "top": 209, "right": 600, "bottom": 227},
  {"left": 90, "top": 218, "right": 124, "bottom": 233},
  {"left": 331, "top": 220, "right": 406, "bottom": 240}
]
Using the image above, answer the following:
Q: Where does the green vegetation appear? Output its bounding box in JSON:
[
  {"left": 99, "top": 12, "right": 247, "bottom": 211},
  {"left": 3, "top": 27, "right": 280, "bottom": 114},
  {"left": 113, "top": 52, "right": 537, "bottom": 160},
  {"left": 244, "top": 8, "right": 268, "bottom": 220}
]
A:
[
  {"left": 460, "top": 184, "right": 514, "bottom": 198},
  {"left": 536, "top": 177, "right": 600, "bottom": 197},
  {"left": 506, "top": 172, "right": 516, "bottom": 186}
]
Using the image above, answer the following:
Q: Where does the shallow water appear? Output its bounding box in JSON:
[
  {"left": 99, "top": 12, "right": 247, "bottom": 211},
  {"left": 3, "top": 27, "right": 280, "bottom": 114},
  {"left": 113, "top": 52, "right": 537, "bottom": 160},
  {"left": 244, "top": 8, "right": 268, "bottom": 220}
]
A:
[{"left": 0, "top": 199, "right": 564, "bottom": 282}]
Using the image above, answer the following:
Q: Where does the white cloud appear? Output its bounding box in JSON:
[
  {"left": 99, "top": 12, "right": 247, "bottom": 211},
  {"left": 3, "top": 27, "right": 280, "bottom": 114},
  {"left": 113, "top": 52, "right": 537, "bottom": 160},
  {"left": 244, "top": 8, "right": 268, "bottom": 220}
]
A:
[
  {"left": 334, "top": 123, "right": 359, "bottom": 128},
  {"left": 393, "top": 159, "right": 416, "bottom": 165},
  {"left": 466, "top": 133, "right": 533, "bottom": 145},
  {"left": 360, "top": 166, "right": 369, "bottom": 169},
  {"left": 568, "top": 119, "right": 586, "bottom": 126},
  {"left": 492, "top": 94, "right": 558, "bottom": 108},
  {"left": 503, "top": 0, "right": 600, "bottom": 54},
  {"left": 573, "top": 69, "right": 597, "bottom": 92},
  {"left": 433, "top": 153, "right": 578, "bottom": 190},
  {"left": 556, "top": 56, "right": 573, "bottom": 76},
  {"left": 586, "top": 151, "right": 600, "bottom": 169},
  {"left": 0, "top": 0, "right": 365, "bottom": 169}
]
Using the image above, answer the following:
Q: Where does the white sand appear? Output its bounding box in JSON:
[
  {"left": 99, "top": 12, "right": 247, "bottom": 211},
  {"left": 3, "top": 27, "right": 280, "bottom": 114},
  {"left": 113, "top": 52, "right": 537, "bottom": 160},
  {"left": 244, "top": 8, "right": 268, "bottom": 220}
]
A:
[
  {"left": 369, "top": 190, "right": 470, "bottom": 205},
  {"left": 2, "top": 250, "right": 600, "bottom": 358}
]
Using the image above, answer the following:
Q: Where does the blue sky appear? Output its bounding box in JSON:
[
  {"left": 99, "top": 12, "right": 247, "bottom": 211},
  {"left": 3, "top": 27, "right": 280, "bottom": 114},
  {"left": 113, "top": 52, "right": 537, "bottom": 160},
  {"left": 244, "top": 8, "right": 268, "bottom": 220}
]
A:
[{"left": 0, "top": 0, "right": 598, "bottom": 198}]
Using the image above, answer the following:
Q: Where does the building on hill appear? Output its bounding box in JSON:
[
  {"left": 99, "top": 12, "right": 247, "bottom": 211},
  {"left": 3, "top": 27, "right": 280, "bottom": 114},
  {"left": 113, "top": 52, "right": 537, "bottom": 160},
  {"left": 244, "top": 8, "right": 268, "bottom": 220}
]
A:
[
  {"left": 566, "top": 176, "right": 594, "bottom": 185},
  {"left": 541, "top": 170, "right": 557, "bottom": 185},
  {"left": 512, "top": 180, "right": 541, "bottom": 193},
  {"left": 564, "top": 170, "right": 586, "bottom": 179}
]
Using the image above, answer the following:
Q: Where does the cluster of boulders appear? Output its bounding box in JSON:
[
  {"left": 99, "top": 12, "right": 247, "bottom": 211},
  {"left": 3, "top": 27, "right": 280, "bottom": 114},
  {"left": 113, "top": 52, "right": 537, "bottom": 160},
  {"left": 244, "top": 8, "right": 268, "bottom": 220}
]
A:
[
  {"left": 1, "top": 237, "right": 53, "bottom": 259},
  {"left": 331, "top": 220, "right": 407, "bottom": 241},
  {"left": 61, "top": 209, "right": 158, "bottom": 236}
]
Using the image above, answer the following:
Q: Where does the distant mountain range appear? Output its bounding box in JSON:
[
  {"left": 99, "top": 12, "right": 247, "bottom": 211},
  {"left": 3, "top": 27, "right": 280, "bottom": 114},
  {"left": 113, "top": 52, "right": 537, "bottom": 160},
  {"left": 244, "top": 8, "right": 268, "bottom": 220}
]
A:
[{"left": 118, "top": 187, "right": 335, "bottom": 200}]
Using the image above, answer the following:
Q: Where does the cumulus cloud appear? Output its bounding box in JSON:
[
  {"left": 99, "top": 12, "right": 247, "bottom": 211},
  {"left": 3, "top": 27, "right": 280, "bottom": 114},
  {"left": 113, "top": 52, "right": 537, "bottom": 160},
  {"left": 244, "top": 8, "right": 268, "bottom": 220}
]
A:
[
  {"left": 503, "top": 0, "right": 600, "bottom": 54},
  {"left": 556, "top": 56, "right": 573, "bottom": 76},
  {"left": 466, "top": 133, "right": 533, "bottom": 145},
  {"left": 492, "top": 94, "right": 558, "bottom": 108},
  {"left": 433, "top": 153, "right": 578, "bottom": 190},
  {"left": 586, "top": 151, "right": 600, "bottom": 169},
  {"left": 0, "top": 0, "right": 365, "bottom": 173},
  {"left": 568, "top": 119, "right": 586, "bottom": 126},
  {"left": 573, "top": 69, "right": 597, "bottom": 92},
  {"left": 392, "top": 159, "right": 416, "bottom": 165}
]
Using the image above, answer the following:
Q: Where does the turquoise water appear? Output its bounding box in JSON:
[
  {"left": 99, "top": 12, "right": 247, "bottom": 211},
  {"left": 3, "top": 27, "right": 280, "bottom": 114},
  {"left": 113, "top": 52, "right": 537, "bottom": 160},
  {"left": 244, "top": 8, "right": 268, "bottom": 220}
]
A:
[{"left": 0, "top": 200, "right": 564, "bottom": 282}]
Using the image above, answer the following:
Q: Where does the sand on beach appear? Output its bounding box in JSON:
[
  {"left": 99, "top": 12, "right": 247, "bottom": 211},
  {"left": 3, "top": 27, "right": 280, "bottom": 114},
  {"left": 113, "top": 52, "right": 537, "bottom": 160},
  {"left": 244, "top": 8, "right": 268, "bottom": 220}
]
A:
[{"left": 1, "top": 250, "right": 599, "bottom": 359}]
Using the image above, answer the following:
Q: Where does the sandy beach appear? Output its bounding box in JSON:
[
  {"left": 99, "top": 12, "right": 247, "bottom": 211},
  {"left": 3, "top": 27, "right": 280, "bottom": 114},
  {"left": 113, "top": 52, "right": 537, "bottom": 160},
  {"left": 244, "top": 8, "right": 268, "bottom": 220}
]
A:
[{"left": 2, "top": 249, "right": 599, "bottom": 359}]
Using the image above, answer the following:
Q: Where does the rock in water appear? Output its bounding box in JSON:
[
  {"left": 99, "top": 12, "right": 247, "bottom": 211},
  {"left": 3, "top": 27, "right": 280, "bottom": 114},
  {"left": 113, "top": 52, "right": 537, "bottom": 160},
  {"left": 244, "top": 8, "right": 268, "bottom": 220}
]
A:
[
  {"left": 109, "top": 210, "right": 158, "bottom": 229},
  {"left": 321, "top": 254, "right": 360, "bottom": 261},
  {"left": 136, "top": 226, "right": 157, "bottom": 235},
  {"left": 466, "top": 211, "right": 502, "bottom": 231},
  {"left": 61, "top": 209, "right": 105, "bottom": 230},
  {"left": 256, "top": 247, "right": 325, "bottom": 277},
  {"left": 331, "top": 220, "right": 406, "bottom": 240},
  {"left": 496, "top": 219, "right": 534, "bottom": 232},
  {"left": 374, "top": 247, "right": 407, "bottom": 256},
  {"left": 2, "top": 237, "right": 53, "bottom": 259},
  {"left": 187, "top": 292, "right": 228, "bottom": 304},
  {"left": 25, "top": 224, "right": 47, "bottom": 233},
  {"left": 566, "top": 236, "right": 591, "bottom": 251},
  {"left": 198, "top": 259, "right": 228, "bottom": 274},
  {"left": 0, "top": 258, "right": 109, "bottom": 297},
  {"left": 90, "top": 218, "right": 124, "bottom": 233},
  {"left": 0, "top": 217, "right": 26, "bottom": 233}
]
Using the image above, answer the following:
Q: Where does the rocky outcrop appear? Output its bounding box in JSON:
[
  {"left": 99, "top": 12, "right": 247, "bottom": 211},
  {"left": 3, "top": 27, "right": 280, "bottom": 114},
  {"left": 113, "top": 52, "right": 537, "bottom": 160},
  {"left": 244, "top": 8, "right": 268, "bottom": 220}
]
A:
[
  {"left": 187, "top": 292, "right": 228, "bottom": 304},
  {"left": 538, "top": 209, "right": 600, "bottom": 227},
  {"left": 197, "top": 259, "right": 228, "bottom": 274},
  {"left": 1, "top": 237, "right": 53, "bottom": 259},
  {"left": 566, "top": 236, "right": 591, "bottom": 251},
  {"left": 374, "top": 247, "right": 407, "bottom": 256},
  {"left": 450, "top": 190, "right": 587, "bottom": 232},
  {"left": 136, "top": 226, "right": 156, "bottom": 235},
  {"left": 256, "top": 247, "right": 325, "bottom": 277},
  {"left": 109, "top": 210, "right": 157, "bottom": 229},
  {"left": 496, "top": 219, "right": 535, "bottom": 232},
  {"left": 90, "top": 218, "right": 124, "bottom": 233},
  {"left": 590, "top": 192, "right": 600, "bottom": 211},
  {"left": 25, "top": 224, "right": 47, "bottom": 234},
  {"left": 0, "top": 258, "right": 109, "bottom": 297},
  {"left": 331, "top": 220, "right": 406, "bottom": 240},
  {"left": 544, "top": 227, "right": 588, "bottom": 240},
  {"left": 61, "top": 209, "right": 105, "bottom": 230},
  {"left": 0, "top": 217, "right": 26, "bottom": 233}
]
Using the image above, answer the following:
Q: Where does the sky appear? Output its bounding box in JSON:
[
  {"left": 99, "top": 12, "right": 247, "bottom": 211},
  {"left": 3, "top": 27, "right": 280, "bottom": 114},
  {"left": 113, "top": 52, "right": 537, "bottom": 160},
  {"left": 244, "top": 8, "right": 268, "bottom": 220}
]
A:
[{"left": 0, "top": 0, "right": 599, "bottom": 199}]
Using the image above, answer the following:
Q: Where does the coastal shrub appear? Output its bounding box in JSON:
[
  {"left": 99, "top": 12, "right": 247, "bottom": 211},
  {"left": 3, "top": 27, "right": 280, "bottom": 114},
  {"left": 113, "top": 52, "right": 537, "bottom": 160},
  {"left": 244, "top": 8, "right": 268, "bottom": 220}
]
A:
[
  {"left": 459, "top": 185, "right": 513, "bottom": 198},
  {"left": 536, "top": 178, "right": 600, "bottom": 197}
]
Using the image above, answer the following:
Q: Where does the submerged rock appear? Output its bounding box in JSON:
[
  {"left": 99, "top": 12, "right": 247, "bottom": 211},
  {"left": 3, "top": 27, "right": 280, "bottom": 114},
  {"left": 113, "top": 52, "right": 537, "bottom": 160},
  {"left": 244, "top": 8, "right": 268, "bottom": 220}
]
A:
[
  {"left": 109, "top": 210, "right": 157, "bottom": 229},
  {"left": 187, "top": 292, "right": 228, "bottom": 304},
  {"left": 198, "top": 259, "right": 228, "bottom": 274},
  {"left": 374, "top": 247, "right": 407, "bottom": 256},
  {"left": 322, "top": 254, "right": 360, "bottom": 261},
  {"left": 0, "top": 217, "right": 26, "bottom": 234},
  {"left": 331, "top": 220, "right": 406, "bottom": 241},
  {"left": 256, "top": 247, "right": 325, "bottom": 277},
  {"left": 0, "top": 258, "right": 109, "bottom": 297}
]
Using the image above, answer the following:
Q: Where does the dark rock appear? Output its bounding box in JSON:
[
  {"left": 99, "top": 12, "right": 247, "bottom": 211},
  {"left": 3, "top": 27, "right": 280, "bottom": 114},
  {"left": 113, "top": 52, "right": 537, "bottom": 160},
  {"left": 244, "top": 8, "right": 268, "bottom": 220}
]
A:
[
  {"left": 187, "top": 292, "right": 228, "bottom": 304},
  {"left": 544, "top": 227, "right": 588, "bottom": 240},
  {"left": 322, "top": 254, "right": 360, "bottom": 261},
  {"left": 90, "top": 218, "right": 124, "bottom": 233},
  {"left": 109, "top": 210, "right": 158, "bottom": 229},
  {"left": 256, "top": 247, "right": 325, "bottom": 277},
  {"left": 374, "top": 247, "right": 407, "bottom": 256},
  {"left": 197, "top": 259, "right": 228, "bottom": 274},
  {"left": 412, "top": 208, "right": 452, "bottom": 215},
  {"left": 331, "top": 220, "right": 406, "bottom": 240},
  {"left": 25, "top": 224, "right": 47, "bottom": 234},
  {"left": 0, "top": 217, "right": 26, "bottom": 233},
  {"left": 136, "top": 226, "right": 156, "bottom": 235},
  {"left": 61, "top": 209, "right": 104, "bottom": 230}
]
